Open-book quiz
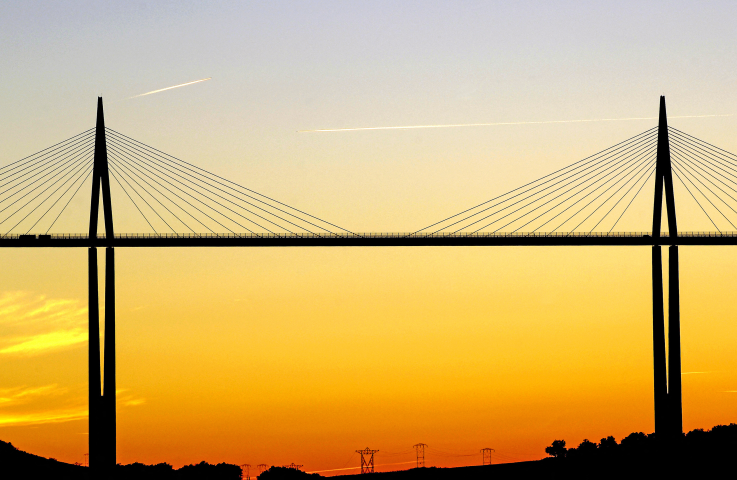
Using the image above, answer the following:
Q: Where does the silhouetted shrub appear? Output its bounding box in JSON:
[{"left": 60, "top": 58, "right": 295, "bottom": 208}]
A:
[
  {"left": 597, "top": 436, "right": 617, "bottom": 452},
  {"left": 543, "top": 423, "right": 737, "bottom": 480},
  {"left": 259, "top": 466, "right": 321, "bottom": 480},
  {"left": 177, "top": 461, "right": 242, "bottom": 480},
  {"left": 115, "top": 461, "right": 175, "bottom": 480},
  {"left": 544, "top": 439, "right": 567, "bottom": 458}
]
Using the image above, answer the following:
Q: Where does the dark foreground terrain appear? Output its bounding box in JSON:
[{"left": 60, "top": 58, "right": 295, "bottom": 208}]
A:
[
  {"left": 3, "top": 423, "right": 736, "bottom": 479},
  {"left": 0, "top": 440, "right": 241, "bottom": 480}
]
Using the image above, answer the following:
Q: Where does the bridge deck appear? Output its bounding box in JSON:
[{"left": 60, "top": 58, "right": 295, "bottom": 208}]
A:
[{"left": 1, "top": 232, "right": 736, "bottom": 247}]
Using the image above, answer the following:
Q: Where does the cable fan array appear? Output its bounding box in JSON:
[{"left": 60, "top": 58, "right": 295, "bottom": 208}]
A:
[
  {"left": 414, "top": 127, "right": 659, "bottom": 236},
  {"left": 104, "top": 128, "right": 353, "bottom": 236},
  {"left": 668, "top": 127, "right": 737, "bottom": 232},
  {"left": 0, "top": 127, "right": 354, "bottom": 237},
  {"left": 7, "top": 123, "right": 737, "bottom": 237},
  {"left": 0, "top": 129, "right": 95, "bottom": 236}
]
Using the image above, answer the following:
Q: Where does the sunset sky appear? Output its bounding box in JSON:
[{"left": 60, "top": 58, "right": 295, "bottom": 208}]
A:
[{"left": 1, "top": 0, "right": 737, "bottom": 474}]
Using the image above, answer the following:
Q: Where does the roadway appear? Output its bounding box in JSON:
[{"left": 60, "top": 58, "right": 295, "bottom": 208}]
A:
[{"left": 1, "top": 232, "right": 736, "bottom": 247}]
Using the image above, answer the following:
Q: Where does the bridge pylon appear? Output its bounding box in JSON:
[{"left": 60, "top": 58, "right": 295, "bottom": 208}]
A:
[
  {"left": 651, "top": 96, "right": 682, "bottom": 441},
  {"left": 88, "top": 97, "right": 117, "bottom": 474}
]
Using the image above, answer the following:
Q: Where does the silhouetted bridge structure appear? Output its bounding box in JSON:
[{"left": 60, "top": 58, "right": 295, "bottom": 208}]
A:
[
  {"left": 5, "top": 231, "right": 737, "bottom": 247},
  {"left": 3, "top": 96, "right": 736, "bottom": 474}
]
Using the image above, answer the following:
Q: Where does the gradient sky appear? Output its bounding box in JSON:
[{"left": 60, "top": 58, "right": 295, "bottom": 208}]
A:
[{"left": 1, "top": 0, "right": 737, "bottom": 473}]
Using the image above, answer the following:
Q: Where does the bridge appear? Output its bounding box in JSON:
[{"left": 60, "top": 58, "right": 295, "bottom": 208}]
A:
[
  {"left": 2, "top": 96, "right": 736, "bottom": 474},
  {"left": 4, "top": 231, "right": 737, "bottom": 247}
]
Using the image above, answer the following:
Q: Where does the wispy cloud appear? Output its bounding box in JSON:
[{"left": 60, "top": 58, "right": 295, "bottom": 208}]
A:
[
  {"left": 0, "top": 385, "right": 85, "bottom": 427},
  {"left": 0, "top": 385, "right": 144, "bottom": 428},
  {"left": 0, "top": 292, "right": 87, "bottom": 356},
  {"left": 116, "top": 388, "right": 145, "bottom": 408},
  {"left": 0, "top": 329, "right": 87, "bottom": 355},
  {"left": 0, "top": 408, "right": 88, "bottom": 427},
  {"left": 0, "top": 385, "right": 67, "bottom": 406}
]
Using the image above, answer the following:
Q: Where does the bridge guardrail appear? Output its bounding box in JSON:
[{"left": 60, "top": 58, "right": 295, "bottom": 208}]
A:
[{"left": 2, "top": 231, "right": 737, "bottom": 240}]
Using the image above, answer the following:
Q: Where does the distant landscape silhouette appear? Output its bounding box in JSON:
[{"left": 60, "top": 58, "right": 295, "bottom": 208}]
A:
[{"left": 3, "top": 422, "right": 736, "bottom": 479}]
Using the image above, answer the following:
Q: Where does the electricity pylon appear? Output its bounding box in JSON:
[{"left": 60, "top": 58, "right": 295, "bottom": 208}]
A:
[
  {"left": 241, "top": 464, "right": 251, "bottom": 480},
  {"left": 481, "top": 448, "right": 495, "bottom": 466},
  {"left": 413, "top": 443, "right": 427, "bottom": 468},
  {"left": 356, "top": 448, "right": 379, "bottom": 474}
]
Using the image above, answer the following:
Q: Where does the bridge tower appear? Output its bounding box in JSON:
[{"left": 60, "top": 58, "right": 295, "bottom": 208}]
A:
[
  {"left": 88, "top": 97, "right": 117, "bottom": 474},
  {"left": 651, "top": 96, "right": 682, "bottom": 440}
]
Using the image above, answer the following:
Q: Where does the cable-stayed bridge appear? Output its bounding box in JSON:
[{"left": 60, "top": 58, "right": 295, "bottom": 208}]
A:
[
  {"left": 2, "top": 97, "right": 736, "bottom": 473},
  {"left": 3, "top": 114, "right": 737, "bottom": 246}
]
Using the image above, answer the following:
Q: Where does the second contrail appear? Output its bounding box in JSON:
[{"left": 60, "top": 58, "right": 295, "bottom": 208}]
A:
[
  {"left": 299, "top": 114, "right": 732, "bottom": 132},
  {"left": 129, "top": 77, "right": 212, "bottom": 99}
]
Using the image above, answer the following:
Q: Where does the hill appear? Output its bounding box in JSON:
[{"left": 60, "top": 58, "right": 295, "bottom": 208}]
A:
[
  {"left": 329, "top": 423, "right": 737, "bottom": 480},
  {"left": 0, "top": 439, "right": 86, "bottom": 479},
  {"left": 2, "top": 423, "right": 736, "bottom": 479},
  {"left": 0, "top": 440, "right": 240, "bottom": 479}
]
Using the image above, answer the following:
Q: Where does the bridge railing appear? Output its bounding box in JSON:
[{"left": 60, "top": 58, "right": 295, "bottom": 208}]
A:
[{"left": 2, "top": 231, "right": 737, "bottom": 240}]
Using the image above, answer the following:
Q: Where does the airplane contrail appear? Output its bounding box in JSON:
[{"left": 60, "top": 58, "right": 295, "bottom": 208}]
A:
[
  {"left": 299, "top": 114, "right": 733, "bottom": 133},
  {"left": 128, "top": 77, "right": 212, "bottom": 99}
]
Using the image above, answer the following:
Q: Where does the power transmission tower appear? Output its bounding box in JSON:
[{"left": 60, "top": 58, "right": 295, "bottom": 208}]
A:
[
  {"left": 480, "top": 448, "right": 495, "bottom": 466},
  {"left": 241, "top": 464, "right": 251, "bottom": 480},
  {"left": 413, "top": 443, "right": 427, "bottom": 468},
  {"left": 356, "top": 448, "right": 379, "bottom": 474},
  {"left": 84, "top": 453, "right": 89, "bottom": 467},
  {"left": 283, "top": 463, "right": 303, "bottom": 471},
  {"left": 257, "top": 464, "right": 269, "bottom": 475}
]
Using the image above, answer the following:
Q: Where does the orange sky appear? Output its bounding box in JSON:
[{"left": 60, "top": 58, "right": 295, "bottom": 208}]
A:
[
  {"left": 2, "top": 1, "right": 737, "bottom": 475},
  {"left": 1, "top": 243, "right": 736, "bottom": 472}
]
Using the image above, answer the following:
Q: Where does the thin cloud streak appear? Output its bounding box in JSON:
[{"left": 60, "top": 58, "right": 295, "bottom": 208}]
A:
[
  {"left": 0, "top": 408, "right": 87, "bottom": 427},
  {"left": 116, "top": 388, "right": 146, "bottom": 408},
  {"left": 0, "top": 385, "right": 142, "bottom": 427},
  {"left": 129, "top": 77, "right": 212, "bottom": 99},
  {"left": 0, "top": 385, "right": 67, "bottom": 406},
  {"left": 0, "top": 329, "right": 86, "bottom": 355},
  {"left": 299, "top": 114, "right": 733, "bottom": 133},
  {"left": 0, "top": 292, "right": 87, "bottom": 356},
  {"left": 0, "top": 384, "right": 84, "bottom": 427}
]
